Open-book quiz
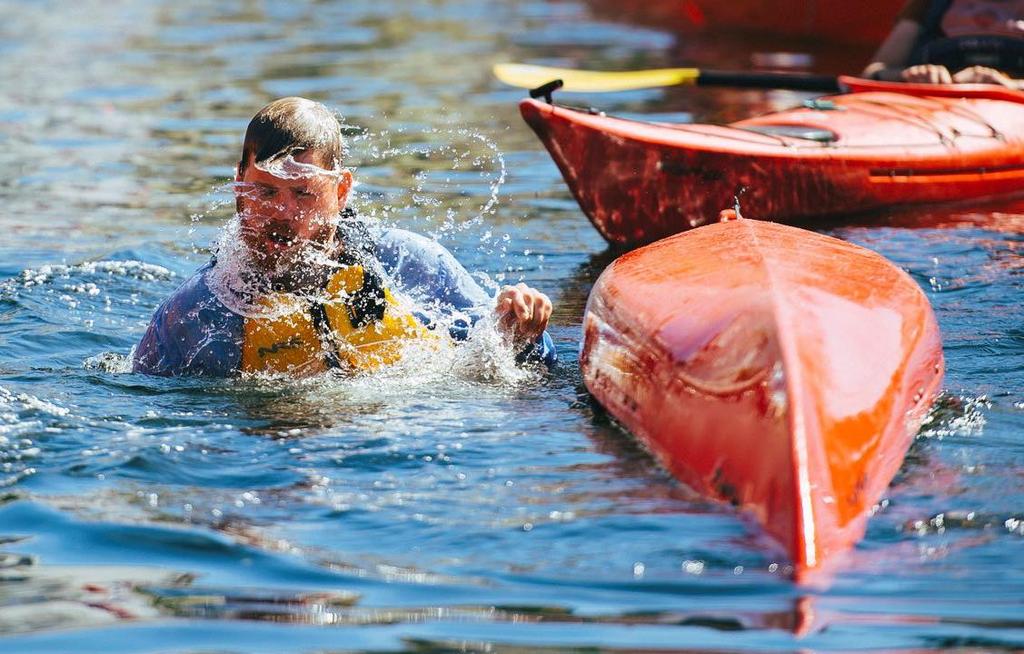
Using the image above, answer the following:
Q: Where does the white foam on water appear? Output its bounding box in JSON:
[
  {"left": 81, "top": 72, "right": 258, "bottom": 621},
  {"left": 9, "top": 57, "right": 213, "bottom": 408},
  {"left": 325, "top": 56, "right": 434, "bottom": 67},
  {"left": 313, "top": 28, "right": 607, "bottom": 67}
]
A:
[
  {"left": 3, "top": 259, "right": 177, "bottom": 335},
  {"left": 3, "top": 261, "right": 174, "bottom": 293},
  {"left": 0, "top": 386, "right": 76, "bottom": 487},
  {"left": 83, "top": 350, "right": 134, "bottom": 374},
  {"left": 918, "top": 394, "right": 990, "bottom": 439}
]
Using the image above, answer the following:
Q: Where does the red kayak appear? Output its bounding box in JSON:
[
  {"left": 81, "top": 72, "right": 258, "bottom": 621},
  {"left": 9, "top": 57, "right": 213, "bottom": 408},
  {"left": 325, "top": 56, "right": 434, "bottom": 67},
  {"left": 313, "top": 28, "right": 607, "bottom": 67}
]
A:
[
  {"left": 580, "top": 215, "right": 944, "bottom": 573},
  {"left": 521, "top": 77, "right": 1024, "bottom": 248},
  {"left": 584, "top": 0, "right": 903, "bottom": 46}
]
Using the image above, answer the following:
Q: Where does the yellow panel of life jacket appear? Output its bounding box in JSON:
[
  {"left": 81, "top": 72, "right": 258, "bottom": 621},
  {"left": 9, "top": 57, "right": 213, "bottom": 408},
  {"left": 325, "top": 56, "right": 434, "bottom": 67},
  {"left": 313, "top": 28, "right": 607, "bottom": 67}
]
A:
[
  {"left": 321, "top": 264, "right": 436, "bottom": 371},
  {"left": 240, "top": 265, "right": 437, "bottom": 376},
  {"left": 241, "top": 294, "right": 328, "bottom": 376}
]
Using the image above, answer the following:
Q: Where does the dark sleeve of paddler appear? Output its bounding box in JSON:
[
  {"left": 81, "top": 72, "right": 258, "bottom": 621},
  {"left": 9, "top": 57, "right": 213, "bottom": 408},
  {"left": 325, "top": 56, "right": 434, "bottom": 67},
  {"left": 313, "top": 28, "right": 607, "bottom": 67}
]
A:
[
  {"left": 862, "top": 0, "right": 937, "bottom": 79},
  {"left": 898, "top": 0, "right": 932, "bottom": 24},
  {"left": 374, "top": 228, "right": 556, "bottom": 367}
]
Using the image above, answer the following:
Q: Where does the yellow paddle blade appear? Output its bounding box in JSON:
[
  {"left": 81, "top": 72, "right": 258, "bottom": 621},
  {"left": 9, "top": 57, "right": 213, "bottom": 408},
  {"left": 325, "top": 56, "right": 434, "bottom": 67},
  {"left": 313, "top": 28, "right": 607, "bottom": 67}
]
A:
[{"left": 493, "top": 63, "right": 700, "bottom": 93}]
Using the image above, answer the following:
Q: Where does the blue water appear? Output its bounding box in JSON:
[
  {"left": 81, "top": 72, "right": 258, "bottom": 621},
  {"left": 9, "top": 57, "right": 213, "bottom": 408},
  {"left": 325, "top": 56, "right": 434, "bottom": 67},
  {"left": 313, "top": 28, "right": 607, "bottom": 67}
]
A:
[{"left": 1, "top": 1, "right": 1023, "bottom": 652}]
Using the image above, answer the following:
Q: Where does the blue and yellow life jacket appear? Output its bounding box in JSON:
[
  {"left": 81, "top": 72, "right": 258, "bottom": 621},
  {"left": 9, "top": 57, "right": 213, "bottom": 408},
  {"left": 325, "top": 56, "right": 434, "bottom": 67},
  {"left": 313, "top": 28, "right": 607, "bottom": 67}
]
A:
[{"left": 240, "top": 264, "right": 438, "bottom": 376}]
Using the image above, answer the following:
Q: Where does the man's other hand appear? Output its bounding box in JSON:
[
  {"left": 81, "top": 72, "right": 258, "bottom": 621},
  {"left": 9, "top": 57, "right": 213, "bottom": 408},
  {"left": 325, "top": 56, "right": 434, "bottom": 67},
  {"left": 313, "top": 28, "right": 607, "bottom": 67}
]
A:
[
  {"left": 901, "top": 64, "right": 953, "bottom": 84},
  {"left": 952, "top": 65, "right": 1016, "bottom": 87},
  {"left": 495, "top": 283, "right": 552, "bottom": 342}
]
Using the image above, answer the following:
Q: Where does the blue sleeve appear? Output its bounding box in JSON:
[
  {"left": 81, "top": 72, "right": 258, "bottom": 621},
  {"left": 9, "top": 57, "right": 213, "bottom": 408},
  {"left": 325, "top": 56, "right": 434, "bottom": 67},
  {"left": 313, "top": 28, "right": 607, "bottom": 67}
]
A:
[
  {"left": 132, "top": 264, "right": 244, "bottom": 377},
  {"left": 519, "top": 331, "right": 557, "bottom": 368},
  {"left": 375, "top": 228, "right": 556, "bottom": 367}
]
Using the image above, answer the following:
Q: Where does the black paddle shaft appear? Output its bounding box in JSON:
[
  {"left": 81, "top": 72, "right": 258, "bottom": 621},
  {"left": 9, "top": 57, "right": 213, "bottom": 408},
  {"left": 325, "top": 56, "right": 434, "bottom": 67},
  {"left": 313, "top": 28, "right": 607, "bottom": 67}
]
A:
[{"left": 698, "top": 70, "right": 842, "bottom": 93}]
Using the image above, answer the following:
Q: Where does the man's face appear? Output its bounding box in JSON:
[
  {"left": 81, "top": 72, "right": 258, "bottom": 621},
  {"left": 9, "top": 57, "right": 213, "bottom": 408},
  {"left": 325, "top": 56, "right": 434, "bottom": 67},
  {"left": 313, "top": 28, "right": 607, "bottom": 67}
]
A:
[{"left": 235, "top": 149, "right": 353, "bottom": 278}]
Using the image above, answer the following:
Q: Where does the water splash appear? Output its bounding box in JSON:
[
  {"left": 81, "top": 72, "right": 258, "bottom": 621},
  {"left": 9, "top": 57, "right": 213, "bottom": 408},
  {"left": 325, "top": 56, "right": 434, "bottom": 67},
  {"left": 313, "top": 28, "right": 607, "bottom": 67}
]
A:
[
  {"left": 347, "top": 125, "right": 508, "bottom": 237},
  {"left": 83, "top": 351, "right": 135, "bottom": 374},
  {"left": 205, "top": 215, "right": 281, "bottom": 319},
  {"left": 188, "top": 183, "right": 235, "bottom": 251},
  {"left": 173, "top": 116, "right": 534, "bottom": 387},
  {"left": 141, "top": 200, "right": 540, "bottom": 390},
  {"left": 254, "top": 153, "right": 348, "bottom": 181},
  {"left": 231, "top": 303, "right": 540, "bottom": 392}
]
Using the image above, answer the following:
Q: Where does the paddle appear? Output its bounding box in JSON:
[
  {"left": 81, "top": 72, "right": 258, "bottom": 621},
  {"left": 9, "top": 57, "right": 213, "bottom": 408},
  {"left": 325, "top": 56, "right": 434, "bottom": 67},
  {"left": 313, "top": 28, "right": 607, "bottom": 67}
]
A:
[{"left": 493, "top": 63, "right": 843, "bottom": 93}]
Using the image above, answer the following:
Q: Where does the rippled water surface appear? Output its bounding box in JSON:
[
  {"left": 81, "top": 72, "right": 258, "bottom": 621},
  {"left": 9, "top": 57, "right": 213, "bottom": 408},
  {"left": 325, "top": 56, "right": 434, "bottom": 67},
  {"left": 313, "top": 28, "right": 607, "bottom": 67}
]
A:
[{"left": 2, "top": 1, "right": 1023, "bottom": 652}]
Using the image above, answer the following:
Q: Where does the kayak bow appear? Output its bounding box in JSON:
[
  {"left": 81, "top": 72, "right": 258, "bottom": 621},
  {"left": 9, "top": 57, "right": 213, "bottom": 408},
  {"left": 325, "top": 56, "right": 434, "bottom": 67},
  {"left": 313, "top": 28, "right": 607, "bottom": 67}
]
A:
[
  {"left": 521, "top": 77, "right": 1024, "bottom": 247},
  {"left": 580, "top": 216, "right": 944, "bottom": 573}
]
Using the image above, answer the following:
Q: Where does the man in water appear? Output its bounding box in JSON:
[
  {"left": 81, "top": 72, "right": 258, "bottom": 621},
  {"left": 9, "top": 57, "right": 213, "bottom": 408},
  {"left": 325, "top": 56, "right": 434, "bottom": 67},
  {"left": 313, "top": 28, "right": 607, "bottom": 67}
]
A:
[
  {"left": 133, "top": 97, "right": 554, "bottom": 377},
  {"left": 863, "top": 0, "right": 1024, "bottom": 87}
]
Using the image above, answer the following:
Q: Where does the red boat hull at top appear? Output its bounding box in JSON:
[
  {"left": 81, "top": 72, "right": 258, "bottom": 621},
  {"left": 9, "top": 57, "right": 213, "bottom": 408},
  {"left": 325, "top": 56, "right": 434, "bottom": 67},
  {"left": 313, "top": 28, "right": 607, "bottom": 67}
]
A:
[
  {"left": 521, "top": 77, "right": 1024, "bottom": 248},
  {"left": 584, "top": 0, "right": 904, "bottom": 46}
]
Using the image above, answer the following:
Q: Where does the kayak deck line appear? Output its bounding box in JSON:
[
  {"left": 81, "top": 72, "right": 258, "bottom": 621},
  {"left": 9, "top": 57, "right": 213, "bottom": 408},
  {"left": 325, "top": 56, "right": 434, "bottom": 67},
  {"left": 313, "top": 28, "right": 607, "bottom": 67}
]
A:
[
  {"left": 868, "top": 162, "right": 1024, "bottom": 182},
  {"left": 580, "top": 218, "right": 944, "bottom": 576},
  {"left": 840, "top": 75, "right": 1024, "bottom": 104},
  {"left": 538, "top": 94, "right": 1019, "bottom": 154}
]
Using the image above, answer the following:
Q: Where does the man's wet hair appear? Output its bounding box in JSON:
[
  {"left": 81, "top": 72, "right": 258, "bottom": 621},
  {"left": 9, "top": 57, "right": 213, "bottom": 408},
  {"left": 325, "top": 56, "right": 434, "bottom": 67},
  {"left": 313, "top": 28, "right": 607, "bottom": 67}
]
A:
[{"left": 239, "top": 97, "right": 344, "bottom": 172}]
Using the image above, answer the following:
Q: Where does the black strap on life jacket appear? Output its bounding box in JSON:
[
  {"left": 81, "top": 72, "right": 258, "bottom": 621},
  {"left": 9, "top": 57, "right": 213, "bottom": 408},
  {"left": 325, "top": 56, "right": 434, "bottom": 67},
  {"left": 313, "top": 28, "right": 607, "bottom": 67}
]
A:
[
  {"left": 333, "top": 207, "right": 378, "bottom": 264},
  {"left": 309, "top": 301, "right": 343, "bottom": 369},
  {"left": 331, "top": 207, "right": 387, "bottom": 328},
  {"left": 307, "top": 207, "right": 389, "bottom": 370}
]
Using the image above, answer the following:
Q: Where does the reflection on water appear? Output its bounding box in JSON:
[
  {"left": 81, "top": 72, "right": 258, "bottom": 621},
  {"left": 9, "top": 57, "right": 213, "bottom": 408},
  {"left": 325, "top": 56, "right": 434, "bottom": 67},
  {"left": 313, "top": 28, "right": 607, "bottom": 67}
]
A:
[{"left": 1, "top": 0, "right": 1023, "bottom": 652}]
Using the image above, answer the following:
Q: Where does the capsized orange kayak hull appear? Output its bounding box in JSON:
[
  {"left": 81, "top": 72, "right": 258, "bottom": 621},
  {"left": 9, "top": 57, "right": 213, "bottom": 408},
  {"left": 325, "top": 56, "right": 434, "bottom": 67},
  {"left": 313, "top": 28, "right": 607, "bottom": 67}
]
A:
[
  {"left": 521, "top": 78, "right": 1024, "bottom": 248},
  {"left": 580, "top": 218, "right": 944, "bottom": 572}
]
